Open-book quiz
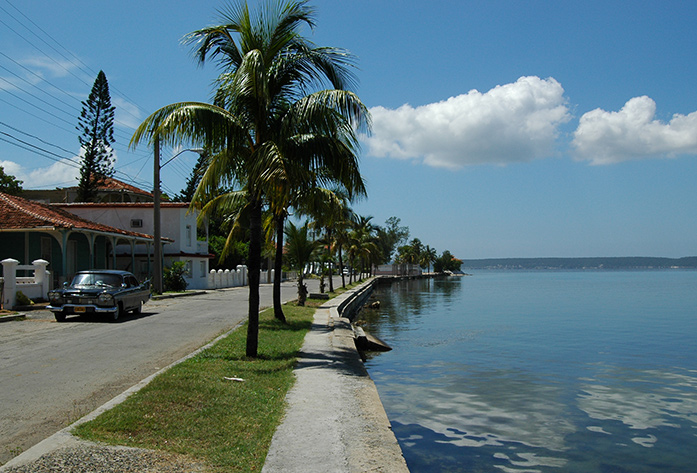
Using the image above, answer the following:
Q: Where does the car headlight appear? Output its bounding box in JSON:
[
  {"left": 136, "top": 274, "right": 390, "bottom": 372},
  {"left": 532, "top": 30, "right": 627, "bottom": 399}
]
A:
[
  {"left": 49, "top": 292, "right": 63, "bottom": 303},
  {"left": 97, "top": 293, "right": 114, "bottom": 305}
]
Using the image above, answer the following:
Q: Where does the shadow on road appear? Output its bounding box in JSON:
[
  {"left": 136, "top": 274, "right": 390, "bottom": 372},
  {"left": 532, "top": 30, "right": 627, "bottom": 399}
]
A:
[{"left": 57, "top": 310, "right": 159, "bottom": 324}]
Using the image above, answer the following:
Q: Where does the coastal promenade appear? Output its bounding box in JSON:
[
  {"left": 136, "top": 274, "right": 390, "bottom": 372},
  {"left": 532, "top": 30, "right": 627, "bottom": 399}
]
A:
[
  {"left": 262, "top": 279, "right": 408, "bottom": 472},
  {"left": 1, "top": 278, "right": 408, "bottom": 472}
]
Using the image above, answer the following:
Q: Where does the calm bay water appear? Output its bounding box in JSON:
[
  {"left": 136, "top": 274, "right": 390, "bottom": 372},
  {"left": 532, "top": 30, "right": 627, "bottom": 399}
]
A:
[{"left": 363, "top": 271, "right": 697, "bottom": 472}]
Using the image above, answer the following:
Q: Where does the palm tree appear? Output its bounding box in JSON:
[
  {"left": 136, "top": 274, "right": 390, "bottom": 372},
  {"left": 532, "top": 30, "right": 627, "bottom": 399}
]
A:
[
  {"left": 332, "top": 207, "right": 357, "bottom": 288},
  {"left": 131, "top": 0, "right": 369, "bottom": 357},
  {"left": 421, "top": 245, "right": 438, "bottom": 273},
  {"left": 303, "top": 187, "right": 357, "bottom": 293},
  {"left": 284, "top": 221, "right": 319, "bottom": 305},
  {"left": 346, "top": 215, "right": 380, "bottom": 281}
]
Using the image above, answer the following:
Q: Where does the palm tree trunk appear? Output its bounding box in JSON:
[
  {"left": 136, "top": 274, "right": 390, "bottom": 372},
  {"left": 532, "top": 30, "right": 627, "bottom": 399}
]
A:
[
  {"left": 297, "top": 272, "right": 307, "bottom": 306},
  {"left": 273, "top": 214, "right": 286, "bottom": 323},
  {"left": 326, "top": 228, "right": 334, "bottom": 293},
  {"left": 246, "top": 198, "right": 262, "bottom": 357},
  {"left": 338, "top": 243, "right": 346, "bottom": 288}
]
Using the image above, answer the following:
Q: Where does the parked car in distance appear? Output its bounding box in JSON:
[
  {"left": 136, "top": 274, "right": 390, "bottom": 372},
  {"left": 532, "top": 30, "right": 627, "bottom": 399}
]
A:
[{"left": 48, "top": 270, "right": 151, "bottom": 322}]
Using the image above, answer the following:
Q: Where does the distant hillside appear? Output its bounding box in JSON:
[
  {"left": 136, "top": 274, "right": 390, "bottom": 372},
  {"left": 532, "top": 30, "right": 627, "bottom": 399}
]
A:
[{"left": 459, "top": 257, "right": 697, "bottom": 270}]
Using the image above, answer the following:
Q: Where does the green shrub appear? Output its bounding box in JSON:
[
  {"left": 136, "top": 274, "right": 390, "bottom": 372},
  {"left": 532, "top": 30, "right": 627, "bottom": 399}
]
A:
[
  {"left": 15, "top": 291, "right": 33, "bottom": 306},
  {"left": 163, "top": 262, "right": 188, "bottom": 292}
]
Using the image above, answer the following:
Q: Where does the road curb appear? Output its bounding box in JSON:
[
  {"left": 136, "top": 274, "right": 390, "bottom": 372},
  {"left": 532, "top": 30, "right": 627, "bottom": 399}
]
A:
[
  {"left": 0, "top": 314, "right": 25, "bottom": 323},
  {"left": 0, "top": 320, "right": 244, "bottom": 471}
]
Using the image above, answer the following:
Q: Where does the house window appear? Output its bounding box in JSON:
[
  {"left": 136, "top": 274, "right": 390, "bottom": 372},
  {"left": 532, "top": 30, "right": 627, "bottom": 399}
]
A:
[
  {"left": 186, "top": 225, "right": 192, "bottom": 247},
  {"left": 200, "top": 260, "right": 206, "bottom": 277},
  {"left": 186, "top": 260, "right": 192, "bottom": 277},
  {"left": 130, "top": 219, "right": 143, "bottom": 228}
]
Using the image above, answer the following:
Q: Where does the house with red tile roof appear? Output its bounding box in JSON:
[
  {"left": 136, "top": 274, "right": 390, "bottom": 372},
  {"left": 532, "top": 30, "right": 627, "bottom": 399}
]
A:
[
  {"left": 21, "top": 176, "right": 153, "bottom": 203},
  {"left": 0, "top": 192, "right": 163, "bottom": 287},
  {"left": 54, "top": 202, "right": 212, "bottom": 290}
]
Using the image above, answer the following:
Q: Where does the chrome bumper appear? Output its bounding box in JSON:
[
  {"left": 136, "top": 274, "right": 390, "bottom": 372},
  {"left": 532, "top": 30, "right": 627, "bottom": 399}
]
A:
[{"left": 47, "top": 304, "right": 117, "bottom": 314}]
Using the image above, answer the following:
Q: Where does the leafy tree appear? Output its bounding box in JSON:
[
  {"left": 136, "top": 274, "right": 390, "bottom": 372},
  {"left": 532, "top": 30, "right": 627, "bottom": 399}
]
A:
[
  {"left": 174, "top": 152, "right": 208, "bottom": 202},
  {"left": 434, "top": 250, "right": 463, "bottom": 273},
  {"left": 209, "top": 235, "right": 248, "bottom": 270},
  {"left": 284, "top": 221, "right": 319, "bottom": 306},
  {"left": 131, "top": 0, "right": 369, "bottom": 357},
  {"left": 375, "top": 216, "right": 409, "bottom": 264},
  {"left": 0, "top": 166, "right": 23, "bottom": 195},
  {"left": 76, "top": 70, "right": 115, "bottom": 202}
]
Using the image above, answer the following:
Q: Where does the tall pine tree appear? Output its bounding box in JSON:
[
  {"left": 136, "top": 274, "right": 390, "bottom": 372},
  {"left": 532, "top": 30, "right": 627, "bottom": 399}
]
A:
[{"left": 76, "top": 70, "right": 115, "bottom": 202}]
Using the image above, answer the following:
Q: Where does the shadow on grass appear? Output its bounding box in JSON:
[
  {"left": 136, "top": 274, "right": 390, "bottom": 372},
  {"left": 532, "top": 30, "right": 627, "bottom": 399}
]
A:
[{"left": 258, "top": 318, "right": 312, "bottom": 332}]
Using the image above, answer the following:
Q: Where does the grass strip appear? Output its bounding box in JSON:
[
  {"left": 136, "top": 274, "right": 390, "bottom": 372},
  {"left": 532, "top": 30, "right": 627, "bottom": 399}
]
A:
[{"left": 73, "top": 302, "right": 318, "bottom": 472}]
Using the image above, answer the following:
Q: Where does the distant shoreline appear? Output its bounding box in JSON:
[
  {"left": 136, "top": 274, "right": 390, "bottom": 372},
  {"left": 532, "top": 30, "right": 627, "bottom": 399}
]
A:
[{"left": 459, "top": 256, "right": 697, "bottom": 270}]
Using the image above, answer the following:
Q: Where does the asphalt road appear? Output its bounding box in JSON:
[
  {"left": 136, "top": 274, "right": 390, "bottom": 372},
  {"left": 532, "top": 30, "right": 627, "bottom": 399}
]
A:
[{"left": 0, "top": 278, "right": 334, "bottom": 465}]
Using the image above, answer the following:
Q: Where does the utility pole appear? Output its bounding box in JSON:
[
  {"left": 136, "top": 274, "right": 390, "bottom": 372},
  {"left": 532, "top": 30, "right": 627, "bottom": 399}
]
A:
[
  {"left": 152, "top": 144, "right": 204, "bottom": 294},
  {"left": 153, "top": 138, "right": 162, "bottom": 294}
]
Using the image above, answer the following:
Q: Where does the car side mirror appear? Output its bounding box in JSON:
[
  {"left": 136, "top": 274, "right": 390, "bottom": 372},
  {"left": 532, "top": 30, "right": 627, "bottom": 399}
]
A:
[
  {"left": 122, "top": 283, "right": 128, "bottom": 288},
  {"left": 63, "top": 282, "right": 68, "bottom": 288}
]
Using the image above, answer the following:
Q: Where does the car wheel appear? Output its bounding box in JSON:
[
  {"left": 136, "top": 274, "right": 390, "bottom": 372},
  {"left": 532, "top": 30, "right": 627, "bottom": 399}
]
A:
[
  {"left": 55, "top": 311, "right": 67, "bottom": 322},
  {"left": 112, "top": 303, "right": 124, "bottom": 322},
  {"left": 132, "top": 301, "right": 142, "bottom": 314}
]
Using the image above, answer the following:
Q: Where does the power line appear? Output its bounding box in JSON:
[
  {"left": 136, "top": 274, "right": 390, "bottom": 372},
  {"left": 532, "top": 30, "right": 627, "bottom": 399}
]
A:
[
  {"left": 0, "top": 15, "right": 92, "bottom": 89},
  {"left": 0, "top": 61, "right": 80, "bottom": 113},
  {"left": 0, "top": 75, "right": 76, "bottom": 122},
  {"left": 0, "top": 120, "right": 76, "bottom": 156},
  {"left": 1, "top": 0, "right": 149, "bottom": 122},
  {"left": 0, "top": 132, "right": 82, "bottom": 168},
  {"left": 0, "top": 96, "right": 76, "bottom": 135},
  {"left": 0, "top": 51, "right": 145, "bottom": 149}
]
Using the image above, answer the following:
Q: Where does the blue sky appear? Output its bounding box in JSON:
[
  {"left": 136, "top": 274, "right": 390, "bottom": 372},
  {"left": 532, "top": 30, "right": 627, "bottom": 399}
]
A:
[{"left": 1, "top": 1, "right": 696, "bottom": 259}]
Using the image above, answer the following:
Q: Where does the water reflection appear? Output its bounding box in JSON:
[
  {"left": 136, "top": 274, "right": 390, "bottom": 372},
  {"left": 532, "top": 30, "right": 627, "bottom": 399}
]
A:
[
  {"left": 376, "top": 364, "right": 572, "bottom": 471},
  {"left": 578, "top": 367, "right": 697, "bottom": 433},
  {"left": 365, "top": 272, "right": 697, "bottom": 472}
]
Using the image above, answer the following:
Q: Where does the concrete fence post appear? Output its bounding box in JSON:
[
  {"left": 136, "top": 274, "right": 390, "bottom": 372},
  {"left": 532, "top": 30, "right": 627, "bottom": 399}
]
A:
[
  {"left": 238, "top": 265, "right": 247, "bottom": 286},
  {"left": 2, "top": 258, "right": 19, "bottom": 310},
  {"left": 32, "top": 259, "right": 50, "bottom": 298}
]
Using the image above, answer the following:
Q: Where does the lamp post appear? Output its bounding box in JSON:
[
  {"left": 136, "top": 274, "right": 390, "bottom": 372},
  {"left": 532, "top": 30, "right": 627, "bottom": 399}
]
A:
[{"left": 152, "top": 140, "right": 205, "bottom": 294}]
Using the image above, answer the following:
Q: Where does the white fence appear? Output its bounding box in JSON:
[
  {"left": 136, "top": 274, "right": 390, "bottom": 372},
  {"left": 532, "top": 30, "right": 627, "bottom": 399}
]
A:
[
  {"left": 1, "top": 259, "right": 51, "bottom": 310},
  {"left": 206, "top": 266, "right": 285, "bottom": 289},
  {"left": 208, "top": 265, "right": 249, "bottom": 289}
]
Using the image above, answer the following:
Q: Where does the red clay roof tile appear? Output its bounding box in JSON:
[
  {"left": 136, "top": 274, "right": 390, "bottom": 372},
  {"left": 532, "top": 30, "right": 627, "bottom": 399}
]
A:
[{"left": 0, "top": 192, "right": 156, "bottom": 240}]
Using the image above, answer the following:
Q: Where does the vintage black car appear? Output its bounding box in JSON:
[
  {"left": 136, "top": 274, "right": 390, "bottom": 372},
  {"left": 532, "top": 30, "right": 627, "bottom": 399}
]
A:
[{"left": 48, "top": 270, "right": 151, "bottom": 322}]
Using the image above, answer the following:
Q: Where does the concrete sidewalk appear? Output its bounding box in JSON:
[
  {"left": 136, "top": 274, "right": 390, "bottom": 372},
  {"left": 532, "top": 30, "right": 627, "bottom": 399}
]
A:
[{"left": 262, "top": 281, "right": 408, "bottom": 473}]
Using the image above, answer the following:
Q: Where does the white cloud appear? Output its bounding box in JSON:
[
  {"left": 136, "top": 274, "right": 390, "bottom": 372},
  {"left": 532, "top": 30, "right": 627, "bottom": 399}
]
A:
[
  {"left": 363, "top": 76, "right": 570, "bottom": 168},
  {"left": 1, "top": 159, "right": 80, "bottom": 189},
  {"left": 0, "top": 160, "right": 24, "bottom": 177},
  {"left": 20, "top": 56, "right": 83, "bottom": 80},
  {"left": 573, "top": 96, "right": 697, "bottom": 164}
]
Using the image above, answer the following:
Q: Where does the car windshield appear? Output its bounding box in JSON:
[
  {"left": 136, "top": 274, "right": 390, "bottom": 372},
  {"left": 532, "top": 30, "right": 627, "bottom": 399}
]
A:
[{"left": 71, "top": 273, "right": 122, "bottom": 288}]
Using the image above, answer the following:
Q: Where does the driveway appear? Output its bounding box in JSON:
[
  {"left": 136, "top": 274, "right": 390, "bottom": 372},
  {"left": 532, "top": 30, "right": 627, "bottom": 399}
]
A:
[{"left": 0, "top": 278, "right": 339, "bottom": 465}]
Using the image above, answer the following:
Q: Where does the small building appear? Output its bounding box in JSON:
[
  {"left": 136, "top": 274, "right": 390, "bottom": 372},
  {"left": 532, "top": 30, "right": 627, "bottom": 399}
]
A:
[
  {"left": 21, "top": 176, "right": 154, "bottom": 203},
  {"left": 374, "top": 263, "right": 422, "bottom": 277},
  {"left": 54, "top": 202, "right": 212, "bottom": 290},
  {"left": 0, "top": 192, "right": 159, "bottom": 287}
]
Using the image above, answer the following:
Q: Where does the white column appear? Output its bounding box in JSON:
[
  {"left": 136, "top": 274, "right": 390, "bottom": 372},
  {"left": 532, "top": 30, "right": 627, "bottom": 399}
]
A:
[
  {"left": 238, "top": 265, "right": 247, "bottom": 286},
  {"left": 32, "top": 259, "right": 50, "bottom": 298},
  {"left": 2, "top": 258, "right": 19, "bottom": 310}
]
